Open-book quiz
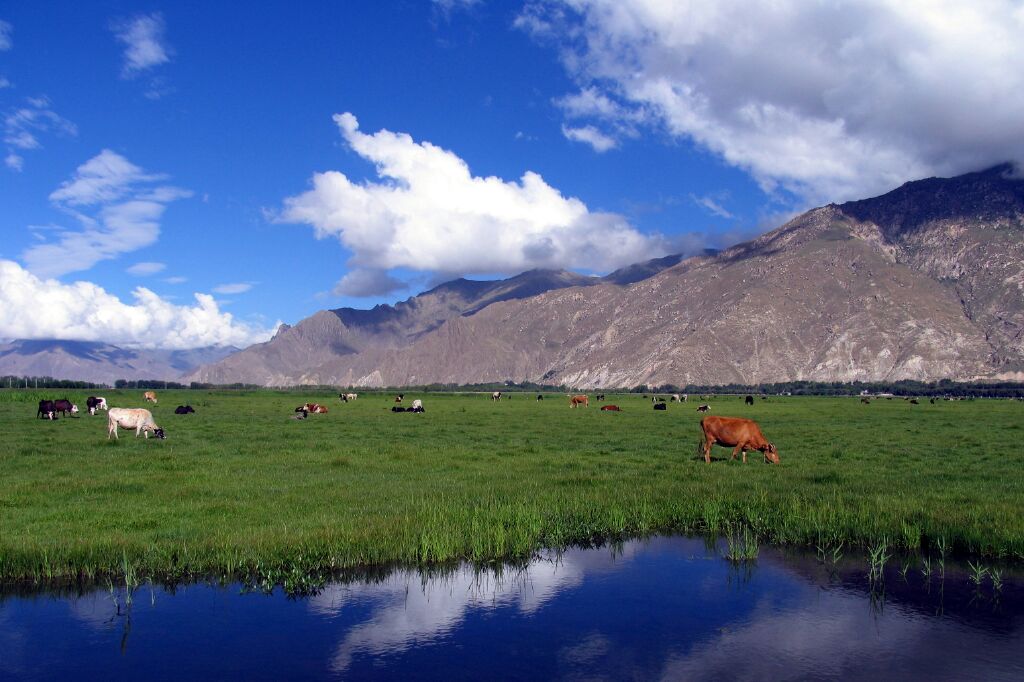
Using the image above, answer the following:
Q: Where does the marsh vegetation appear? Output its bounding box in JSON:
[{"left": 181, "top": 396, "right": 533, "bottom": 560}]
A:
[{"left": 1, "top": 390, "right": 1021, "bottom": 584}]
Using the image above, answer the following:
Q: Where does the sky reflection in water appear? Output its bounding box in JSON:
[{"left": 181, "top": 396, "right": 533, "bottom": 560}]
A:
[{"left": 2, "top": 536, "right": 1023, "bottom": 681}]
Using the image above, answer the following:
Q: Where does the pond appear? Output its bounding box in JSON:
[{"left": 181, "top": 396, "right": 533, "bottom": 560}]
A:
[{"left": 2, "top": 536, "right": 1022, "bottom": 680}]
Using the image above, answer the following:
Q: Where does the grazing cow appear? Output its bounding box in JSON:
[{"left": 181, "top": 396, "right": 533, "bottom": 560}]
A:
[
  {"left": 672, "top": 394, "right": 682, "bottom": 403},
  {"left": 346, "top": 393, "right": 357, "bottom": 401},
  {"left": 700, "top": 416, "right": 779, "bottom": 464},
  {"left": 909, "top": 398, "right": 919, "bottom": 405},
  {"left": 653, "top": 403, "right": 667, "bottom": 411},
  {"left": 395, "top": 394, "right": 405, "bottom": 403},
  {"left": 37, "top": 399, "right": 57, "bottom": 420},
  {"left": 54, "top": 399, "right": 78, "bottom": 416},
  {"left": 681, "top": 394, "right": 688, "bottom": 403},
  {"left": 492, "top": 391, "right": 502, "bottom": 401},
  {"left": 392, "top": 406, "right": 407, "bottom": 412},
  {"left": 745, "top": 395, "right": 754, "bottom": 406},
  {"left": 570, "top": 395, "right": 589, "bottom": 408},
  {"left": 861, "top": 397, "right": 871, "bottom": 404},
  {"left": 537, "top": 395, "right": 544, "bottom": 401},
  {"left": 339, "top": 393, "right": 348, "bottom": 403},
  {"left": 174, "top": 405, "right": 195, "bottom": 414},
  {"left": 600, "top": 405, "right": 621, "bottom": 412},
  {"left": 86, "top": 396, "right": 108, "bottom": 415},
  {"left": 930, "top": 398, "right": 936, "bottom": 404},
  {"left": 143, "top": 391, "right": 158, "bottom": 404},
  {"left": 107, "top": 407, "right": 165, "bottom": 440},
  {"left": 697, "top": 404, "right": 711, "bottom": 413},
  {"left": 596, "top": 394, "right": 606, "bottom": 401}
]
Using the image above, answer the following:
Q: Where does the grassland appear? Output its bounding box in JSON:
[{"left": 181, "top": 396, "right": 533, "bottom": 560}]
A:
[{"left": 1, "top": 389, "right": 1022, "bottom": 584}]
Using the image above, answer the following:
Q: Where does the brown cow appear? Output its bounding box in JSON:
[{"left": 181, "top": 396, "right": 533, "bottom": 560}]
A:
[
  {"left": 700, "top": 416, "right": 779, "bottom": 464},
  {"left": 297, "top": 402, "right": 328, "bottom": 414},
  {"left": 600, "top": 405, "right": 621, "bottom": 411},
  {"left": 570, "top": 395, "right": 589, "bottom": 408},
  {"left": 143, "top": 391, "right": 158, "bottom": 404}
]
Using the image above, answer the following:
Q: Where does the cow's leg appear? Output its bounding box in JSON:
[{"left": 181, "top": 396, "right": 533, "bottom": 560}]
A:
[
  {"left": 741, "top": 447, "right": 748, "bottom": 464},
  {"left": 704, "top": 437, "right": 714, "bottom": 463},
  {"left": 731, "top": 444, "right": 743, "bottom": 461},
  {"left": 108, "top": 423, "right": 117, "bottom": 440}
]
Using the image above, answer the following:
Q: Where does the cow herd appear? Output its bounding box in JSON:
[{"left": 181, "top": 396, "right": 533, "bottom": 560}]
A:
[{"left": 28, "top": 388, "right": 783, "bottom": 464}]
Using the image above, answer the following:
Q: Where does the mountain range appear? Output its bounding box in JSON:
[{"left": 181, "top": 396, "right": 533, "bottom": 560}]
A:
[
  {"left": 5, "top": 166, "right": 1021, "bottom": 388},
  {"left": 186, "top": 165, "right": 1023, "bottom": 388},
  {"left": 0, "top": 340, "right": 238, "bottom": 385}
]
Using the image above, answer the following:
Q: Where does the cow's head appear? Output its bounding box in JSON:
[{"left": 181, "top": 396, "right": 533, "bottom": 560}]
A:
[
  {"left": 153, "top": 428, "right": 166, "bottom": 440},
  {"left": 70, "top": 404, "right": 79, "bottom": 414},
  {"left": 763, "top": 443, "right": 780, "bottom": 464}
]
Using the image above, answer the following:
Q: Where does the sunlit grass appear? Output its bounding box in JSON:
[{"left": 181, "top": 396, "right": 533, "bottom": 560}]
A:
[{"left": 1, "top": 389, "right": 1022, "bottom": 583}]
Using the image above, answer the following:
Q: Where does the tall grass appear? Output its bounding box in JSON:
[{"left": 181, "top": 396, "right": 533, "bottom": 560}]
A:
[{"left": 1, "top": 390, "right": 1022, "bottom": 584}]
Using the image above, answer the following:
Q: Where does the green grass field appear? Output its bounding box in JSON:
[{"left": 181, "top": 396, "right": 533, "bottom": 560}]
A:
[{"left": 1, "top": 389, "right": 1021, "bottom": 583}]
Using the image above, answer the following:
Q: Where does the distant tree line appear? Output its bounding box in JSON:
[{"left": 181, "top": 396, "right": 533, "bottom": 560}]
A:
[
  {"left": 625, "top": 379, "right": 1024, "bottom": 398},
  {"left": 2, "top": 375, "right": 1022, "bottom": 398},
  {"left": 0, "top": 376, "right": 110, "bottom": 390}
]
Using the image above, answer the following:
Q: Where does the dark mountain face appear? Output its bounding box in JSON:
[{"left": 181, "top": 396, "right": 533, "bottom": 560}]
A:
[{"left": 189, "top": 165, "right": 1024, "bottom": 387}]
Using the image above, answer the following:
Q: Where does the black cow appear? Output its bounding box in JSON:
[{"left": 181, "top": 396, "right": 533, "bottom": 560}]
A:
[
  {"left": 596, "top": 394, "right": 606, "bottom": 401},
  {"left": 37, "top": 399, "right": 57, "bottom": 420},
  {"left": 53, "top": 398, "right": 78, "bottom": 416},
  {"left": 653, "top": 403, "right": 667, "bottom": 411},
  {"left": 175, "top": 405, "right": 195, "bottom": 414},
  {"left": 86, "top": 396, "right": 107, "bottom": 415},
  {"left": 536, "top": 395, "right": 544, "bottom": 401},
  {"left": 392, "top": 406, "right": 407, "bottom": 412},
  {"left": 409, "top": 406, "right": 425, "bottom": 413},
  {"left": 745, "top": 395, "right": 754, "bottom": 406}
]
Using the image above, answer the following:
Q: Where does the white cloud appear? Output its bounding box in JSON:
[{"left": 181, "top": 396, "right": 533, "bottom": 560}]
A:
[
  {"left": 0, "top": 76, "right": 10, "bottom": 89},
  {"left": 22, "top": 150, "right": 190, "bottom": 277},
  {"left": 279, "top": 113, "right": 665, "bottom": 288},
  {"left": 163, "top": 276, "right": 187, "bottom": 284},
  {"left": 0, "top": 260, "right": 274, "bottom": 349},
  {"left": 690, "top": 193, "right": 734, "bottom": 220},
  {"left": 561, "top": 124, "right": 618, "bottom": 152},
  {"left": 0, "top": 20, "right": 11, "bottom": 50},
  {"left": 212, "top": 282, "right": 254, "bottom": 295},
  {"left": 126, "top": 261, "right": 166, "bottom": 276},
  {"left": 521, "top": 0, "right": 1024, "bottom": 205},
  {"left": 3, "top": 97, "right": 77, "bottom": 169},
  {"left": 112, "top": 13, "right": 171, "bottom": 77}
]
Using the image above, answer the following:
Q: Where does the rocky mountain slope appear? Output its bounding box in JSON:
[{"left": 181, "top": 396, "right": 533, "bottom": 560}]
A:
[
  {"left": 0, "top": 340, "right": 238, "bottom": 384},
  {"left": 188, "top": 165, "right": 1022, "bottom": 387}
]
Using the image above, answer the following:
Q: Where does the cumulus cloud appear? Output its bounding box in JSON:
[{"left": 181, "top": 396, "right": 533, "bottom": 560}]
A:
[
  {"left": 126, "top": 261, "right": 166, "bottom": 276},
  {"left": 22, "top": 150, "right": 191, "bottom": 277},
  {"left": 3, "top": 97, "right": 77, "bottom": 170},
  {"left": 279, "top": 113, "right": 665, "bottom": 289},
  {"left": 211, "top": 282, "right": 254, "bottom": 295},
  {"left": 0, "top": 260, "right": 274, "bottom": 349},
  {"left": 520, "top": 0, "right": 1024, "bottom": 204},
  {"left": 111, "top": 13, "right": 171, "bottom": 77}
]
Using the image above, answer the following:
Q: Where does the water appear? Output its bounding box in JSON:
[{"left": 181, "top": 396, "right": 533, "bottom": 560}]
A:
[{"left": 2, "top": 537, "right": 1022, "bottom": 681}]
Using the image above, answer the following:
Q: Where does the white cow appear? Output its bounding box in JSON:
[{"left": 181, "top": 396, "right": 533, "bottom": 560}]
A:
[
  {"left": 345, "top": 393, "right": 358, "bottom": 401},
  {"left": 491, "top": 391, "right": 502, "bottom": 401},
  {"left": 108, "top": 408, "right": 165, "bottom": 440},
  {"left": 411, "top": 399, "right": 423, "bottom": 411}
]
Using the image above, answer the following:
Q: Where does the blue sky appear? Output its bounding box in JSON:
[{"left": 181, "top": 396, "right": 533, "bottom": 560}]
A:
[{"left": 2, "top": 1, "right": 1022, "bottom": 348}]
